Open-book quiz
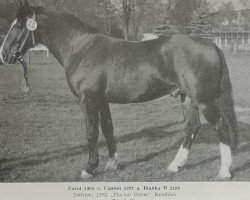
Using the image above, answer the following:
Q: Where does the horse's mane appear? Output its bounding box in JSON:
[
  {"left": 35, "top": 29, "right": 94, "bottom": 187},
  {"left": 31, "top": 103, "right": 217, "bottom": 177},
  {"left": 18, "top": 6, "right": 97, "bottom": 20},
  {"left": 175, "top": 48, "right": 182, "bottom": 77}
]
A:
[
  {"left": 57, "top": 12, "right": 100, "bottom": 34},
  {"left": 17, "top": 6, "right": 100, "bottom": 34}
]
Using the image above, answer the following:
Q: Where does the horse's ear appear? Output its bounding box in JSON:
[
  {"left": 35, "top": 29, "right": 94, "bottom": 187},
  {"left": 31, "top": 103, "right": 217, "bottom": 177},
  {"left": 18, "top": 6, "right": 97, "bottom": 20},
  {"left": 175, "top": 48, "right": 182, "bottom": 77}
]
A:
[
  {"left": 19, "top": 0, "right": 23, "bottom": 7},
  {"left": 24, "top": 0, "right": 29, "bottom": 6}
]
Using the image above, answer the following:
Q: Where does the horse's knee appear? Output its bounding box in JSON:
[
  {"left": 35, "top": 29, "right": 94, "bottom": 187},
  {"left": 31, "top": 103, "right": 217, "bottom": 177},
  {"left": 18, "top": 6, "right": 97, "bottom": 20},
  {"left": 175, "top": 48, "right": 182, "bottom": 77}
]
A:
[
  {"left": 86, "top": 134, "right": 99, "bottom": 146},
  {"left": 79, "top": 95, "right": 101, "bottom": 175},
  {"left": 101, "top": 118, "right": 114, "bottom": 135},
  {"left": 99, "top": 102, "right": 114, "bottom": 135},
  {"left": 99, "top": 101, "right": 117, "bottom": 158},
  {"left": 181, "top": 101, "right": 201, "bottom": 149},
  {"left": 184, "top": 102, "right": 201, "bottom": 133}
]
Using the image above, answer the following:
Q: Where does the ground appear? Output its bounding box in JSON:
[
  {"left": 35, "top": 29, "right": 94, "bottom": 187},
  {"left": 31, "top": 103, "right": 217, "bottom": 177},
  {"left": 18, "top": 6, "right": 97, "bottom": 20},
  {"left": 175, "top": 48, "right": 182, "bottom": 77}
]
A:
[{"left": 0, "top": 53, "right": 249, "bottom": 182}]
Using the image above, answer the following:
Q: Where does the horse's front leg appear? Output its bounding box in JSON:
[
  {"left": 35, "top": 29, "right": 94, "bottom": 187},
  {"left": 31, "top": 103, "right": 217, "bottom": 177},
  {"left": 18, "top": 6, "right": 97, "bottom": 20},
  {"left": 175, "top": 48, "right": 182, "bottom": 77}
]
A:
[
  {"left": 168, "top": 96, "right": 201, "bottom": 172},
  {"left": 99, "top": 101, "right": 118, "bottom": 171},
  {"left": 80, "top": 96, "right": 100, "bottom": 179}
]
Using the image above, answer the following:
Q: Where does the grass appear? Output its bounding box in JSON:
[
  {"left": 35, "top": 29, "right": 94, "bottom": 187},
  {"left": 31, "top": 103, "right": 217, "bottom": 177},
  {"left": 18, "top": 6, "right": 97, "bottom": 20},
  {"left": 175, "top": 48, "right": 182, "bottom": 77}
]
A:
[
  {"left": 0, "top": 53, "right": 249, "bottom": 182},
  {"left": 226, "top": 54, "right": 250, "bottom": 107}
]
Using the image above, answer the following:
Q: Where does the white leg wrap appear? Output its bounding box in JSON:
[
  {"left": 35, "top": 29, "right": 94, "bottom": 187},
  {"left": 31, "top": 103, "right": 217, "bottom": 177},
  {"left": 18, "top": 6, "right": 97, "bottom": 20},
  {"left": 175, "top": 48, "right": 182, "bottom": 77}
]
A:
[
  {"left": 105, "top": 153, "right": 119, "bottom": 171},
  {"left": 168, "top": 144, "right": 189, "bottom": 172},
  {"left": 218, "top": 143, "right": 232, "bottom": 179}
]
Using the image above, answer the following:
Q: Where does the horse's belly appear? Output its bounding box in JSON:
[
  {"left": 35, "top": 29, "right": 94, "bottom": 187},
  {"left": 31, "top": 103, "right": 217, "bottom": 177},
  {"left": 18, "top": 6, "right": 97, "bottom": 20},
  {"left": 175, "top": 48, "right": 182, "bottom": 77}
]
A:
[{"left": 105, "top": 78, "right": 176, "bottom": 104}]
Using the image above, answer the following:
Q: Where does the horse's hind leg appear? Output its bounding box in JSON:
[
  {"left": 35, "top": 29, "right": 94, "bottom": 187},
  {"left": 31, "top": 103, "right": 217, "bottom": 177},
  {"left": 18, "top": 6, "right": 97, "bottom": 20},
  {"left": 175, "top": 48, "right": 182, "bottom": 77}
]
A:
[
  {"left": 99, "top": 101, "right": 118, "bottom": 171},
  {"left": 80, "top": 96, "right": 100, "bottom": 179},
  {"left": 168, "top": 96, "right": 201, "bottom": 172},
  {"left": 201, "top": 103, "right": 233, "bottom": 179}
]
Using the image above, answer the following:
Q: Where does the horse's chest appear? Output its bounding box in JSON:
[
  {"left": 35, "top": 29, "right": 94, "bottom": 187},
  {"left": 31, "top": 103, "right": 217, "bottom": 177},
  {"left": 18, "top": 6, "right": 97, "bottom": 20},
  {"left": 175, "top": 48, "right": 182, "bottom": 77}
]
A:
[{"left": 66, "top": 66, "right": 103, "bottom": 98}]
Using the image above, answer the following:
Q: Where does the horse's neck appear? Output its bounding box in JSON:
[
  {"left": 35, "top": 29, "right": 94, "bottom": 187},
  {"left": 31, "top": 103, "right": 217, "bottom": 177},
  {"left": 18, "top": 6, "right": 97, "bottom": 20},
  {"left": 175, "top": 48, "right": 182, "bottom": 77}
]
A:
[
  {"left": 37, "top": 13, "right": 95, "bottom": 66},
  {"left": 42, "top": 31, "right": 95, "bottom": 66}
]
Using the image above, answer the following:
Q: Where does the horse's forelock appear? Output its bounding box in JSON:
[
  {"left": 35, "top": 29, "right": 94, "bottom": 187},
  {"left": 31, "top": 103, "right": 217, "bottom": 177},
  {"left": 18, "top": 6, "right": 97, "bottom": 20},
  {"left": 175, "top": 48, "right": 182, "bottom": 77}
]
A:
[
  {"left": 17, "top": 5, "right": 33, "bottom": 23},
  {"left": 17, "top": 6, "right": 46, "bottom": 24}
]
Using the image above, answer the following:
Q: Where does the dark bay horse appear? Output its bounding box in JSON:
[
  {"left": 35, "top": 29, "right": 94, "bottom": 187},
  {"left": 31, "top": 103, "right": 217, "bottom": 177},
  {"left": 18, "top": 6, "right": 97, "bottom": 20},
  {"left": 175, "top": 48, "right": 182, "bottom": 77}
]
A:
[{"left": 0, "top": 0, "right": 238, "bottom": 180}]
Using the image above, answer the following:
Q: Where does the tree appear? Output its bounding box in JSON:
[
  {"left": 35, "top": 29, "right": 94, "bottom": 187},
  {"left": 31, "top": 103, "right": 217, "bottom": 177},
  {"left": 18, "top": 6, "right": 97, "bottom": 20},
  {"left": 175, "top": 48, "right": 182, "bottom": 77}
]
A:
[
  {"left": 168, "top": 0, "right": 200, "bottom": 33},
  {"left": 216, "top": 1, "right": 235, "bottom": 31},
  {"left": 140, "top": 0, "right": 166, "bottom": 33},
  {"left": 97, "top": 0, "right": 114, "bottom": 35},
  {"left": 0, "top": 0, "right": 20, "bottom": 23},
  {"left": 240, "top": 0, "right": 250, "bottom": 7},
  {"left": 130, "top": 0, "right": 145, "bottom": 40},
  {"left": 153, "top": 23, "right": 180, "bottom": 36},
  {"left": 189, "top": 4, "right": 212, "bottom": 35},
  {"left": 109, "top": 0, "right": 146, "bottom": 40}
]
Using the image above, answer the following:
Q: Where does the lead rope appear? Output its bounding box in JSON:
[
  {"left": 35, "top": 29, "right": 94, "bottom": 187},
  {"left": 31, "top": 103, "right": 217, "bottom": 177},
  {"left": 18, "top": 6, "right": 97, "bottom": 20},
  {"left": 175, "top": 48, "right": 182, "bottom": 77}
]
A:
[
  {"left": 14, "top": 12, "right": 37, "bottom": 94},
  {"left": 20, "top": 58, "right": 32, "bottom": 94},
  {"left": 15, "top": 31, "right": 33, "bottom": 94},
  {"left": 18, "top": 13, "right": 37, "bottom": 94}
]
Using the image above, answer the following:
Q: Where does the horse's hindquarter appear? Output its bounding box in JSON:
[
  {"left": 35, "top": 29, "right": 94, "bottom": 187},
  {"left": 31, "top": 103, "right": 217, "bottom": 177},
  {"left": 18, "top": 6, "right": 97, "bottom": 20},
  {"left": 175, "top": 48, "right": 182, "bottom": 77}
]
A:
[
  {"left": 160, "top": 35, "right": 222, "bottom": 103},
  {"left": 104, "top": 38, "right": 177, "bottom": 103}
]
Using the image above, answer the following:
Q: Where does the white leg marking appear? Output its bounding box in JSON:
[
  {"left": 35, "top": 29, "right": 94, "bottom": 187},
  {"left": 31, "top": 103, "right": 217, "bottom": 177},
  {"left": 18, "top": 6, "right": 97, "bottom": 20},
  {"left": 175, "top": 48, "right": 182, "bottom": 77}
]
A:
[
  {"left": 105, "top": 153, "right": 119, "bottom": 171},
  {"left": 81, "top": 170, "right": 93, "bottom": 179},
  {"left": 218, "top": 143, "right": 232, "bottom": 179},
  {"left": 168, "top": 144, "right": 189, "bottom": 173}
]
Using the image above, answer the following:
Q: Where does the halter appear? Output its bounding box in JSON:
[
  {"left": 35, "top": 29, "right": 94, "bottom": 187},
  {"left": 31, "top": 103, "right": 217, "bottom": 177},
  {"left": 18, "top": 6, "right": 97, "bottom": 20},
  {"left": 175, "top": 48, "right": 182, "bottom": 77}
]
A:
[
  {"left": 1, "top": 11, "right": 37, "bottom": 94},
  {"left": 13, "top": 12, "right": 37, "bottom": 62}
]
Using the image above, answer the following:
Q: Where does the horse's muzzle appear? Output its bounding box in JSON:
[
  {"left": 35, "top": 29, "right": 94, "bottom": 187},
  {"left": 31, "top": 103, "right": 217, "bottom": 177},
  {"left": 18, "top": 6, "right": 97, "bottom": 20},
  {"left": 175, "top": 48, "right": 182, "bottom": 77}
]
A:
[{"left": 9, "top": 56, "right": 18, "bottom": 65}]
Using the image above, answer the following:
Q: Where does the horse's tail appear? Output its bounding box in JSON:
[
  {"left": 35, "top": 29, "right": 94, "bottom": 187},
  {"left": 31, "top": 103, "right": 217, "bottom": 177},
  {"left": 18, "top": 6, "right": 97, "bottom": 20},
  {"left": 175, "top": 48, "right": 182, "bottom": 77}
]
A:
[{"left": 216, "top": 46, "right": 239, "bottom": 154}]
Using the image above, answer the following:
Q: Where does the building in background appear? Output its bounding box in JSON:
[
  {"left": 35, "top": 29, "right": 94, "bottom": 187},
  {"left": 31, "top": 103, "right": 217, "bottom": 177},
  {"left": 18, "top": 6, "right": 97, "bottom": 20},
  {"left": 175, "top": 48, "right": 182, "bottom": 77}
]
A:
[{"left": 211, "top": 9, "right": 250, "bottom": 54}]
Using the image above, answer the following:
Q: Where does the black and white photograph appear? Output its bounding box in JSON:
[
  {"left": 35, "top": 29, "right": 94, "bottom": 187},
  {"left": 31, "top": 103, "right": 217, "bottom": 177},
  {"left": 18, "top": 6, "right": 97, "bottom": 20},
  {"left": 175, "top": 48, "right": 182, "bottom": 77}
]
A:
[{"left": 0, "top": 0, "right": 250, "bottom": 198}]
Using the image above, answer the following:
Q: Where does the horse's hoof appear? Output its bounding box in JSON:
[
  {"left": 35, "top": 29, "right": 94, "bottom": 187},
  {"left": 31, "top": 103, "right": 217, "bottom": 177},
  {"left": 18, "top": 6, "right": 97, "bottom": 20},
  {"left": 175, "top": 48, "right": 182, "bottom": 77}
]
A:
[
  {"left": 105, "top": 159, "right": 118, "bottom": 171},
  {"left": 216, "top": 174, "right": 231, "bottom": 181},
  {"left": 167, "top": 163, "right": 180, "bottom": 173},
  {"left": 216, "top": 169, "right": 231, "bottom": 181},
  {"left": 81, "top": 170, "right": 93, "bottom": 179},
  {"left": 105, "top": 154, "right": 119, "bottom": 171}
]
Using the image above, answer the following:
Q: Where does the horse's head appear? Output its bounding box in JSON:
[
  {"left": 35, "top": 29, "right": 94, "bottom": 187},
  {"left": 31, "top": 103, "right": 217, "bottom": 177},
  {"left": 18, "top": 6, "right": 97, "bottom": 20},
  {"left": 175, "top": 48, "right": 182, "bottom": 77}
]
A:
[{"left": 0, "top": 0, "right": 37, "bottom": 65}]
